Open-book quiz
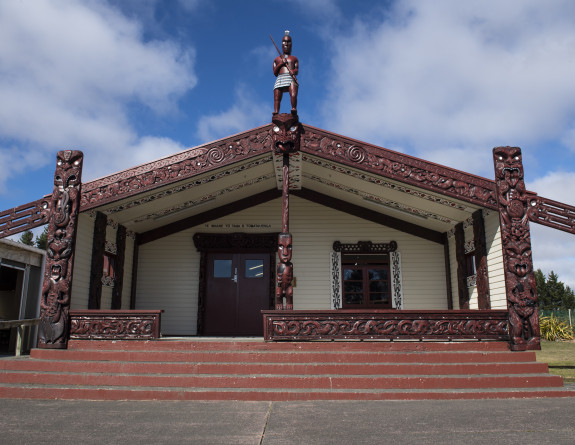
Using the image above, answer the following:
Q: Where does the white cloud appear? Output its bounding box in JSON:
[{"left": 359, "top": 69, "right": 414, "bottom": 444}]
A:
[
  {"left": 196, "top": 88, "right": 268, "bottom": 142},
  {"left": 0, "top": 0, "right": 196, "bottom": 188},
  {"left": 321, "top": 0, "right": 575, "bottom": 171}
]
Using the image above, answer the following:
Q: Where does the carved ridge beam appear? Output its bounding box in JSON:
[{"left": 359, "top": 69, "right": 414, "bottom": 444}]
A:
[
  {"left": 0, "top": 197, "right": 51, "bottom": 239},
  {"left": 301, "top": 125, "right": 498, "bottom": 210},
  {"left": 293, "top": 188, "right": 444, "bottom": 244}
]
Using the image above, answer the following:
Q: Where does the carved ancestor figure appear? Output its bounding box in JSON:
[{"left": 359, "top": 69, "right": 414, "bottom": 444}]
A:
[
  {"left": 39, "top": 150, "right": 83, "bottom": 348},
  {"left": 276, "top": 232, "right": 293, "bottom": 310},
  {"left": 272, "top": 113, "right": 301, "bottom": 154},
  {"left": 493, "top": 146, "right": 540, "bottom": 350},
  {"left": 272, "top": 30, "right": 299, "bottom": 115}
]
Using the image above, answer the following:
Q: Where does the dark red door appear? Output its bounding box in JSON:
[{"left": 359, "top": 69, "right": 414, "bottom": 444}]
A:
[{"left": 204, "top": 252, "right": 270, "bottom": 336}]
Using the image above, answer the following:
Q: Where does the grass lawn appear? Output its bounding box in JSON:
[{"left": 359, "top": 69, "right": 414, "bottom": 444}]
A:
[{"left": 536, "top": 340, "right": 575, "bottom": 383}]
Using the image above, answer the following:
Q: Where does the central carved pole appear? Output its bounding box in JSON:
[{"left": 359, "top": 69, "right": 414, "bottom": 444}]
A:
[{"left": 272, "top": 113, "right": 301, "bottom": 310}]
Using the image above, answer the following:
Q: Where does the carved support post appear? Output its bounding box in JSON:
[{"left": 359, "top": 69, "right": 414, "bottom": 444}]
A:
[
  {"left": 88, "top": 211, "right": 106, "bottom": 309},
  {"left": 38, "top": 150, "right": 83, "bottom": 349},
  {"left": 493, "top": 147, "right": 540, "bottom": 351},
  {"left": 272, "top": 113, "right": 301, "bottom": 310},
  {"left": 111, "top": 224, "right": 127, "bottom": 309},
  {"left": 455, "top": 223, "right": 469, "bottom": 309},
  {"left": 473, "top": 210, "right": 491, "bottom": 309}
]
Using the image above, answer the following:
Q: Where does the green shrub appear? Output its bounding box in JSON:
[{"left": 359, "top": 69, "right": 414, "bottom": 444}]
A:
[{"left": 539, "top": 315, "right": 574, "bottom": 341}]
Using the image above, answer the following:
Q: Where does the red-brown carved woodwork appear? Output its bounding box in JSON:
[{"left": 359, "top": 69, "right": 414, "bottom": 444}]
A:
[
  {"left": 473, "top": 210, "right": 491, "bottom": 309},
  {"left": 0, "top": 198, "right": 51, "bottom": 239},
  {"left": 275, "top": 232, "right": 293, "bottom": 310},
  {"left": 302, "top": 127, "right": 498, "bottom": 209},
  {"left": 80, "top": 126, "right": 272, "bottom": 211},
  {"left": 332, "top": 240, "right": 397, "bottom": 254},
  {"left": 272, "top": 114, "right": 301, "bottom": 154},
  {"left": 88, "top": 211, "right": 106, "bottom": 310},
  {"left": 493, "top": 146, "right": 540, "bottom": 351},
  {"left": 70, "top": 310, "right": 162, "bottom": 340},
  {"left": 38, "top": 150, "right": 83, "bottom": 349},
  {"left": 111, "top": 225, "right": 127, "bottom": 309},
  {"left": 455, "top": 223, "right": 470, "bottom": 309},
  {"left": 527, "top": 194, "right": 575, "bottom": 234},
  {"left": 262, "top": 310, "right": 508, "bottom": 341}
]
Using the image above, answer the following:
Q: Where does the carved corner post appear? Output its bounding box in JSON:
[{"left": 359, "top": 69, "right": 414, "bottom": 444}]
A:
[
  {"left": 272, "top": 113, "right": 301, "bottom": 310},
  {"left": 38, "top": 150, "right": 83, "bottom": 349},
  {"left": 472, "top": 210, "right": 491, "bottom": 309},
  {"left": 493, "top": 147, "right": 540, "bottom": 351},
  {"left": 454, "top": 223, "right": 470, "bottom": 309}
]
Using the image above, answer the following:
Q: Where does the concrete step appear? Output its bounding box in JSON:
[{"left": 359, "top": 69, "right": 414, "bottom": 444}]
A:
[
  {"left": 0, "top": 339, "right": 572, "bottom": 401},
  {"left": 29, "top": 349, "right": 538, "bottom": 364},
  {"left": 0, "top": 370, "right": 563, "bottom": 390},
  {"left": 1, "top": 383, "right": 574, "bottom": 401},
  {"left": 0, "top": 358, "right": 550, "bottom": 375}
]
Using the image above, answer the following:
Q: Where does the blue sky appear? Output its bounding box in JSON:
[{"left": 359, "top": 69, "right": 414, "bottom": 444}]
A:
[{"left": 1, "top": 0, "right": 575, "bottom": 287}]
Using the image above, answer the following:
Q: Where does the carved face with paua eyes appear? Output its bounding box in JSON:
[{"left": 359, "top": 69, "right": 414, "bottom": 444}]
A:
[
  {"left": 493, "top": 146, "right": 523, "bottom": 187},
  {"left": 272, "top": 113, "right": 301, "bottom": 154},
  {"left": 54, "top": 150, "right": 83, "bottom": 191},
  {"left": 278, "top": 232, "right": 292, "bottom": 263}
]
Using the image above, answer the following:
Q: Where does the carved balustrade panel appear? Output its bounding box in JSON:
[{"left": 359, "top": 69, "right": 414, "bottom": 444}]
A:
[
  {"left": 70, "top": 310, "right": 162, "bottom": 340},
  {"left": 262, "top": 310, "right": 509, "bottom": 341}
]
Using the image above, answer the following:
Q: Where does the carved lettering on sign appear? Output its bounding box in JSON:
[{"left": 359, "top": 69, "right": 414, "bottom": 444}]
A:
[{"left": 493, "top": 146, "right": 540, "bottom": 351}]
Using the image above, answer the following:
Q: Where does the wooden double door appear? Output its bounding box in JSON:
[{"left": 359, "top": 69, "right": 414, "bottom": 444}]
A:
[{"left": 204, "top": 252, "right": 271, "bottom": 336}]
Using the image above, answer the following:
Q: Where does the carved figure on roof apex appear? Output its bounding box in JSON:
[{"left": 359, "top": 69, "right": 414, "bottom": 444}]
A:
[{"left": 272, "top": 30, "right": 299, "bottom": 115}]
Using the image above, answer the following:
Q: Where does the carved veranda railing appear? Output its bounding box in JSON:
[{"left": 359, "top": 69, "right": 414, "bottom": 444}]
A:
[
  {"left": 262, "top": 310, "right": 509, "bottom": 341},
  {"left": 0, "top": 197, "right": 51, "bottom": 238},
  {"left": 70, "top": 310, "right": 162, "bottom": 340}
]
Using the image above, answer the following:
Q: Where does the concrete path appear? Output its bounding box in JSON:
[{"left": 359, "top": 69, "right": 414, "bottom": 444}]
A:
[{"left": 1, "top": 398, "right": 574, "bottom": 444}]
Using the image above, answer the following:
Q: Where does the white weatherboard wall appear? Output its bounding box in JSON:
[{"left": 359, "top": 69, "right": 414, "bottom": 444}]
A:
[
  {"left": 447, "top": 210, "right": 506, "bottom": 310},
  {"left": 484, "top": 211, "right": 506, "bottom": 308},
  {"left": 136, "top": 197, "right": 448, "bottom": 336},
  {"left": 70, "top": 213, "right": 94, "bottom": 310}
]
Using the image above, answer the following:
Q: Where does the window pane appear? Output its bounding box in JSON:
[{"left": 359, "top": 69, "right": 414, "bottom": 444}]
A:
[
  {"left": 345, "top": 293, "right": 363, "bottom": 305},
  {"left": 245, "top": 259, "right": 264, "bottom": 278},
  {"left": 370, "top": 281, "right": 389, "bottom": 293},
  {"left": 343, "top": 268, "right": 362, "bottom": 280},
  {"left": 370, "top": 293, "right": 389, "bottom": 304},
  {"left": 369, "top": 269, "right": 387, "bottom": 280},
  {"left": 344, "top": 282, "right": 363, "bottom": 293},
  {"left": 213, "top": 259, "right": 232, "bottom": 278}
]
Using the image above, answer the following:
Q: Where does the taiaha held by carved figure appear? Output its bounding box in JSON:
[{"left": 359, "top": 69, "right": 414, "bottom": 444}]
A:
[
  {"left": 493, "top": 146, "right": 540, "bottom": 351},
  {"left": 39, "top": 150, "right": 84, "bottom": 349}
]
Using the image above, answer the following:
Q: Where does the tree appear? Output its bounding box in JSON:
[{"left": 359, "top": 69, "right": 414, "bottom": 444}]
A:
[
  {"left": 19, "top": 229, "right": 34, "bottom": 246},
  {"left": 35, "top": 226, "right": 48, "bottom": 250},
  {"left": 536, "top": 269, "right": 575, "bottom": 310}
]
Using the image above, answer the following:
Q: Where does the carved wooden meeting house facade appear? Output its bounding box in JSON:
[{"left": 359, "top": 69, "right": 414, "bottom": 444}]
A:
[{"left": 2, "top": 120, "right": 575, "bottom": 352}]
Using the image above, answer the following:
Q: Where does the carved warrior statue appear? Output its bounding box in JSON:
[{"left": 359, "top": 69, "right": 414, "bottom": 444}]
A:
[
  {"left": 272, "top": 30, "right": 299, "bottom": 115},
  {"left": 39, "top": 150, "right": 83, "bottom": 349},
  {"left": 276, "top": 232, "right": 294, "bottom": 310},
  {"left": 493, "top": 147, "right": 540, "bottom": 350}
]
